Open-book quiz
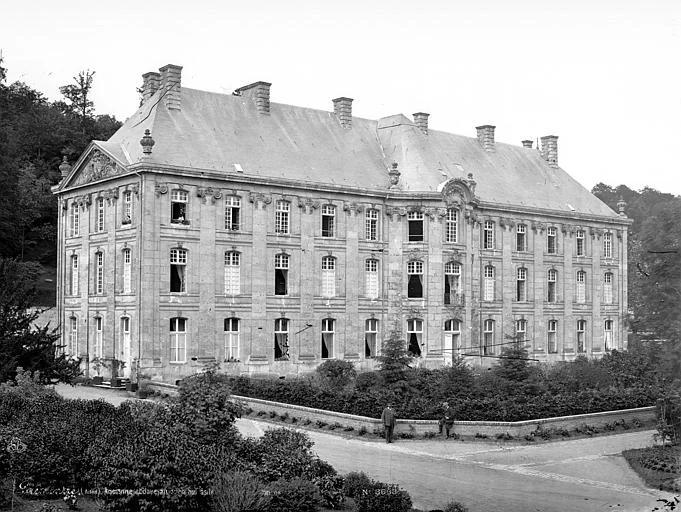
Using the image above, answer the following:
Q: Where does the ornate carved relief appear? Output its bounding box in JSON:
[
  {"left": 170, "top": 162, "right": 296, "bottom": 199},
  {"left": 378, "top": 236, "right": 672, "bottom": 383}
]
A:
[
  {"left": 405, "top": 307, "right": 424, "bottom": 318},
  {"left": 616, "top": 229, "right": 622, "bottom": 240},
  {"left": 72, "top": 194, "right": 92, "bottom": 209},
  {"left": 531, "top": 221, "right": 547, "bottom": 233},
  {"left": 439, "top": 175, "right": 478, "bottom": 207},
  {"left": 297, "top": 197, "right": 320, "bottom": 214},
  {"left": 343, "top": 201, "right": 364, "bottom": 216},
  {"left": 406, "top": 248, "right": 426, "bottom": 261},
  {"left": 590, "top": 227, "right": 604, "bottom": 239},
  {"left": 388, "top": 162, "right": 401, "bottom": 189},
  {"left": 384, "top": 206, "right": 407, "bottom": 220},
  {"left": 197, "top": 187, "right": 223, "bottom": 204},
  {"left": 155, "top": 183, "right": 168, "bottom": 196},
  {"left": 444, "top": 248, "right": 463, "bottom": 262},
  {"left": 248, "top": 192, "right": 272, "bottom": 209},
  {"left": 465, "top": 210, "right": 480, "bottom": 226},
  {"left": 499, "top": 217, "right": 516, "bottom": 230},
  {"left": 101, "top": 187, "right": 119, "bottom": 205},
  {"left": 71, "top": 149, "right": 125, "bottom": 186}
]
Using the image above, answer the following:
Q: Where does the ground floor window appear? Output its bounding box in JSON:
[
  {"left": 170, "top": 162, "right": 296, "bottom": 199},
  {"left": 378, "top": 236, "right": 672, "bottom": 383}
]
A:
[
  {"left": 365, "top": 318, "right": 378, "bottom": 358},
  {"left": 577, "top": 320, "right": 587, "bottom": 353},
  {"left": 483, "top": 319, "right": 494, "bottom": 355},
  {"left": 443, "top": 319, "right": 461, "bottom": 362},
  {"left": 321, "top": 318, "right": 335, "bottom": 359},
  {"left": 274, "top": 318, "right": 289, "bottom": 360},
  {"left": 170, "top": 317, "right": 187, "bottom": 363},
  {"left": 407, "top": 318, "right": 423, "bottom": 357},
  {"left": 548, "top": 320, "right": 558, "bottom": 353},
  {"left": 604, "top": 319, "right": 613, "bottom": 351},
  {"left": 224, "top": 317, "right": 240, "bottom": 360}
]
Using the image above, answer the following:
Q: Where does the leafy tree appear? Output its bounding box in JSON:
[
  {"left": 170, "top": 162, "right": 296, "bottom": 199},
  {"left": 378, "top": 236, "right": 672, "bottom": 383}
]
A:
[
  {"left": 375, "top": 333, "right": 413, "bottom": 387},
  {"left": 491, "top": 336, "right": 532, "bottom": 383},
  {"left": 0, "top": 257, "right": 81, "bottom": 383},
  {"left": 58, "top": 69, "right": 95, "bottom": 123}
]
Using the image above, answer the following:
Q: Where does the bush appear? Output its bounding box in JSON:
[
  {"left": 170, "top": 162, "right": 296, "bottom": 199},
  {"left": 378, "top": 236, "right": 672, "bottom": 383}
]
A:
[
  {"left": 265, "top": 477, "right": 321, "bottom": 512},
  {"left": 353, "top": 481, "right": 412, "bottom": 512},
  {"left": 444, "top": 501, "right": 469, "bottom": 512},
  {"left": 315, "top": 360, "right": 357, "bottom": 392},
  {"left": 343, "top": 472, "right": 373, "bottom": 499},
  {"left": 212, "top": 471, "right": 271, "bottom": 512}
]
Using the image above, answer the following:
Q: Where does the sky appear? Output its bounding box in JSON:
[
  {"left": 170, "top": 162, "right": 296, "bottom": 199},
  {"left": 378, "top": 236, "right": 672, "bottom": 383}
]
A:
[{"left": 2, "top": 0, "right": 680, "bottom": 196}]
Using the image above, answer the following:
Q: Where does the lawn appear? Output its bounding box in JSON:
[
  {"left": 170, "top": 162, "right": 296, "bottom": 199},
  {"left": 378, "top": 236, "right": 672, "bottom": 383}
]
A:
[{"left": 622, "top": 445, "right": 681, "bottom": 493}]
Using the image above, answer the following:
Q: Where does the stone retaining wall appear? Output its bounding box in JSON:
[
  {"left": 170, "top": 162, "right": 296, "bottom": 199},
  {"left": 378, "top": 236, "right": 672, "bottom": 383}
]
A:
[{"left": 145, "top": 381, "right": 656, "bottom": 437}]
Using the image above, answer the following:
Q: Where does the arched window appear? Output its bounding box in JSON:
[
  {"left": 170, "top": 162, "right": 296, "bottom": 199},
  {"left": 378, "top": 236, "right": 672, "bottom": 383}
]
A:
[
  {"left": 274, "top": 318, "right": 289, "bottom": 360},
  {"left": 321, "top": 318, "right": 335, "bottom": 359},
  {"left": 483, "top": 319, "right": 494, "bottom": 355},
  {"left": 224, "top": 251, "right": 241, "bottom": 295},
  {"left": 170, "top": 248, "right": 187, "bottom": 293},
  {"left": 365, "top": 259, "right": 379, "bottom": 299},
  {"left": 407, "top": 318, "right": 423, "bottom": 357},
  {"left": 407, "top": 260, "right": 424, "bottom": 298},
  {"left": 547, "top": 269, "right": 557, "bottom": 303},
  {"left": 169, "top": 317, "right": 187, "bottom": 362},
  {"left": 224, "top": 318, "right": 240, "bottom": 360},
  {"left": 483, "top": 265, "right": 495, "bottom": 301},
  {"left": 444, "top": 262, "right": 461, "bottom": 304},
  {"left": 321, "top": 256, "right": 336, "bottom": 297},
  {"left": 365, "top": 319, "right": 378, "bottom": 358},
  {"left": 443, "top": 319, "right": 461, "bottom": 363},
  {"left": 274, "top": 253, "right": 289, "bottom": 295}
]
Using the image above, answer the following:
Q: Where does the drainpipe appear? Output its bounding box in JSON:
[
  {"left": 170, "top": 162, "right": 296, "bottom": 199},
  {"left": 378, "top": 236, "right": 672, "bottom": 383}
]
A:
[
  {"left": 112, "top": 191, "right": 117, "bottom": 380},
  {"left": 135, "top": 170, "right": 144, "bottom": 385}
]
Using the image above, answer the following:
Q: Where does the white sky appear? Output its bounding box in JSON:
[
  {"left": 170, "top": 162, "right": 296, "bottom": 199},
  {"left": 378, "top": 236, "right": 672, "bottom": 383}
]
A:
[{"left": 3, "top": 0, "right": 680, "bottom": 195}]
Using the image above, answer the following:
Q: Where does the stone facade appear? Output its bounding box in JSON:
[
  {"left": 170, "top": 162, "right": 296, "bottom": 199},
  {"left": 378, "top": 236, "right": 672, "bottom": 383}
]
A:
[{"left": 53, "top": 64, "right": 631, "bottom": 382}]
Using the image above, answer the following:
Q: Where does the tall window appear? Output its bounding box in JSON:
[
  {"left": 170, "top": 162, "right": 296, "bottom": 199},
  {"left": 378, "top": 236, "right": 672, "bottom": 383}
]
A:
[
  {"left": 70, "top": 255, "right": 79, "bottom": 295},
  {"left": 407, "top": 211, "right": 424, "bottom": 242},
  {"left": 604, "top": 319, "right": 613, "bottom": 351},
  {"left": 603, "top": 272, "right": 613, "bottom": 304},
  {"left": 224, "top": 318, "right": 240, "bottom": 360},
  {"left": 365, "top": 209, "right": 378, "bottom": 241},
  {"left": 444, "top": 262, "right": 461, "bottom": 304},
  {"left": 483, "top": 265, "right": 495, "bottom": 301},
  {"left": 365, "top": 319, "right": 378, "bottom": 358},
  {"left": 224, "top": 252, "right": 241, "bottom": 295},
  {"left": 576, "top": 230, "right": 585, "bottom": 257},
  {"left": 275, "top": 200, "right": 290, "bottom": 234},
  {"left": 69, "top": 204, "right": 80, "bottom": 237},
  {"left": 122, "top": 249, "right": 132, "bottom": 293},
  {"left": 516, "top": 267, "right": 527, "bottom": 302},
  {"left": 483, "top": 221, "right": 495, "bottom": 249},
  {"left": 483, "top": 319, "right": 494, "bottom": 355},
  {"left": 577, "top": 320, "right": 586, "bottom": 353},
  {"left": 365, "top": 259, "right": 379, "bottom": 299},
  {"left": 95, "top": 252, "right": 104, "bottom": 295},
  {"left": 274, "top": 318, "right": 289, "bottom": 359},
  {"left": 94, "top": 316, "right": 103, "bottom": 358},
  {"left": 69, "top": 316, "right": 78, "bottom": 356},
  {"left": 274, "top": 253, "right": 289, "bottom": 295},
  {"left": 122, "top": 191, "right": 133, "bottom": 224},
  {"left": 170, "top": 248, "right": 187, "bottom": 293},
  {"left": 407, "top": 318, "right": 422, "bottom": 357},
  {"left": 120, "top": 317, "right": 131, "bottom": 371},
  {"left": 516, "top": 224, "right": 526, "bottom": 252},
  {"left": 576, "top": 270, "right": 586, "bottom": 303},
  {"left": 321, "top": 205, "right": 335, "bottom": 237},
  {"left": 407, "top": 260, "right": 424, "bottom": 298},
  {"left": 547, "top": 269, "right": 557, "bottom": 303},
  {"left": 547, "top": 320, "right": 557, "bottom": 353},
  {"left": 321, "top": 318, "right": 335, "bottom": 359},
  {"left": 547, "top": 227, "right": 557, "bottom": 254},
  {"left": 445, "top": 209, "right": 458, "bottom": 243},
  {"left": 443, "top": 319, "right": 461, "bottom": 362},
  {"left": 225, "top": 196, "right": 241, "bottom": 231},
  {"left": 603, "top": 232, "right": 612, "bottom": 259},
  {"left": 96, "top": 197, "right": 105, "bottom": 232},
  {"left": 171, "top": 190, "right": 188, "bottom": 224},
  {"left": 515, "top": 319, "right": 527, "bottom": 346},
  {"left": 169, "top": 317, "right": 187, "bottom": 363},
  {"left": 321, "top": 256, "right": 336, "bottom": 297}
]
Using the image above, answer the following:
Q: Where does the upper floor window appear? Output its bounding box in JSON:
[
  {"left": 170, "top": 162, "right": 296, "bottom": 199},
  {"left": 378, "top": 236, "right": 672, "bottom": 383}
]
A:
[
  {"left": 515, "top": 319, "right": 527, "bottom": 345},
  {"left": 274, "top": 318, "right": 289, "bottom": 360},
  {"left": 603, "top": 232, "right": 612, "bottom": 259},
  {"left": 224, "top": 251, "right": 241, "bottom": 295},
  {"left": 170, "top": 248, "right": 187, "bottom": 293},
  {"left": 576, "top": 270, "right": 586, "bottom": 303},
  {"left": 95, "top": 197, "right": 105, "bottom": 232},
  {"left": 483, "top": 265, "right": 495, "bottom": 301},
  {"left": 516, "top": 224, "right": 526, "bottom": 252},
  {"left": 365, "top": 209, "right": 379, "bottom": 241},
  {"left": 445, "top": 209, "right": 458, "bottom": 243},
  {"left": 577, "top": 319, "right": 587, "bottom": 353},
  {"left": 483, "top": 221, "right": 495, "bottom": 249},
  {"left": 603, "top": 272, "right": 613, "bottom": 304},
  {"left": 225, "top": 196, "right": 241, "bottom": 231},
  {"left": 547, "top": 269, "right": 557, "bottom": 303},
  {"left": 407, "top": 260, "right": 424, "bottom": 298},
  {"left": 406, "top": 318, "right": 423, "bottom": 357},
  {"left": 321, "top": 205, "right": 335, "bottom": 237},
  {"left": 365, "top": 259, "right": 379, "bottom": 299},
  {"left": 224, "top": 317, "right": 240, "bottom": 360},
  {"left": 604, "top": 319, "right": 613, "bottom": 351},
  {"left": 516, "top": 267, "right": 527, "bottom": 302},
  {"left": 321, "top": 256, "right": 336, "bottom": 298},
  {"left": 275, "top": 200, "right": 290, "bottom": 234},
  {"left": 170, "top": 190, "right": 188, "bottom": 224},
  {"left": 169, "top": 317, "right": 187, "bottom": 363},
  {"left": 274, "top": 253, "right": 289, "bottom": 295},
  {"left": 444, "top": 262, "right": 461, "bottom": 305},
  {"left": 70, "top": 255, "right": 79, "bottom": 296},
  {"left": 365, "top": 318, "right": 378, "bottom": 358},
  {"left": 95, "top": 252, "right": 104, "bottom": 295},
  {"left": 321, "top": 318, "right": 335, "bottom": 359},
  {"left": 122, "top": 248, "right": 132, "bottom": 293},
  {"left": 547, "top": 227, "right": 557, "bottom": 254},
  {"left": 547, "top": 320, "right": 558, "bottom": 353},
  {"left": 408, "top": 211, "right": 424, "bottom": 242},
  {"left": 483, "top": 319, "right": 494, "bottom": 355},
  {"left": 122, "top": 191, "right": 133, "bottom": 224},
  {"left": 69, "top": 204, "right": 80, "bottom": 237},
  {"left": 576, "top": 230, "right": 585, "bottom": 257}
]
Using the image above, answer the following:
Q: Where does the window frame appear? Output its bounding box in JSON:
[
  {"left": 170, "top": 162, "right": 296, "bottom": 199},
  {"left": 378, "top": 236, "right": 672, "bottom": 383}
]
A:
[
  {"left": 576, "top": 270, "right": 586, "bottom": 303},
  {"left": 483, "top": 319, "right": 494, "bottom": 355},
  {"left": 95, "top": 197, "right": 105, "bottom": 232},
  {"left": 603, "top": 271, "right": 613, "bottom": 304},
  {"left": 483, "top": 265, "right": 495, "bottom": 301},
  {"left": 122, "top": 248, "right": 132, "bottom": 293},
  {"left": 406, "top": 318, "right": 423, "bottom": 357},
  {"left": 274, "top": 253, "right": 289, "bottom": 296},
  {"left": 576, "top": 319, "right": 587, "bottom": 353},
  {"left": 274, "top": 318, "right": 289, "bottom": 360},
  {"left": 443, "top": 319, "right": 461, "bottom": 361},
  {"left": 365, "top": 318, "right": 378, "bottom": 358},
  {"left": 70, "top": 203, "right": 80, "bottom": 237},
  {"left": 516, "top": 267, "right": 527, "bottom": 302},
  {"left": 224, "top": 251, "right": 241, "bottom": 295},
  {"left": 515, "top": 318, "right": 527, "bottom": 345},
  {"left": 321, "top": 256, "right": 336, "bottom": 298},
  {"left": 321, "top": 204, "right": 336, "bottom": 238},
  {"left": 547, "top": 269, "right": 557, "bottom": 303},
  {"left": 603, "top": 232, "right": 612, "bottom": 259},
  {"left": 604, "top": 319, "right": 613, "bottom": 351},
  {"left": 365, "top": 209, "right": 379, "bottom": 241},
  {"left": 70, "top": 254, "right": 79, "bottom": 295},
  {"left": 576, "top": 230, "right": 585, "bottom": 257},
  {"left": 407, "top": 211, "right": 425, "bottom": 242},
  {"left": 169, "top": 317, "right": 187, "bottom": 363},
  {"left": 516, "top": 224, "right": 526, "bottom": 252},
  {"left": 224, "top": 317, "right": 240, "bottom": 360},
  {"left": 170, "top": 189, "right": 189, "bottom": 225},
  {"left": 95, "top": 252, "right": 104, "bottom": 295},
  {"left": 445, "top": 208, "right": 458, "bottom": 243},
  {"left": 122, "top": 190, "right": 133, "bottom": 225},
  {"left": 547, "top": 319, "right": 558, "bottom": 353},
  {"left": 365, "top": 259, "right": 379, "bottom": 299},
  {"left": 407, "top": 260, "right": 424, "bottom": 298},
  {"left": 444, "top": 261, "right": 461, "bottom": 304},
  {"left": 321, "top": 318, "right": 335, "bottom": 359},
  {"left": 69, "top": 316, "right": 78, "bottom": 356},
  {"left": 224, "top": 196, "right": 241, "bottom": 231},
  {"left": 483, "top": 221, "right": 495, "bottom": 250},
  {"left": 275, "top": 200, "right": 290, "bottom": 235},
  {"left": 547, "top": 226, "right": 557, "bottom": 254},
  {"left": 94, "top": 316, "right": 103, "bottom": 359},
  {"left": 170, "top": 248, "right": 187, "bottom": 293}
]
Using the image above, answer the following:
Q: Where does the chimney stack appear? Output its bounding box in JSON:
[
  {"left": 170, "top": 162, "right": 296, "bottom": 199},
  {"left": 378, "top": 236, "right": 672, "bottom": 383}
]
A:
[
  {"left": 159, "top": 64, "right": 182, "bottom": 110},
  {"left": 521, "top": 140, "right": 533, "bottom": 148},
  {"left": 413, "top": 112, "right": 430, "bottom": 135},
  {"left": 540, "top": 135, "right": 559, "bottom": 168},
  {"left": 141, "top": 72, "right": 161, "bottom": 104},
  {"left": 332, "top": 97, "right": 353, "bottom": 128},
  {"left": 236, "top": 81, "right": 272, "bottom": 115},
  {"left": 476, "top": 125, "right": 496, "bottom": 151}
]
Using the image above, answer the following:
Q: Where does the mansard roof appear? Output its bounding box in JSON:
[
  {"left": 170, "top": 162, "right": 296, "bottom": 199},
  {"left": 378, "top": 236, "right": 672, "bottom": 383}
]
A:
[{"left": 71, "top": 86, "right": 620, "bottom": 219}]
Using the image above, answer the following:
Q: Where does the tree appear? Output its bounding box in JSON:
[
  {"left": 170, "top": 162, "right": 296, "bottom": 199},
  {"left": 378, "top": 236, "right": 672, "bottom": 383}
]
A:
[
  {"left": 0, "top": 257, "right": 81, "bottom": 383},
  {"left": 491, "top": 336, "right": 532, "bottom": 383},
  {"left": 375, "top": 333, "right": 413, "bottom": 387},
  {"left": 58, "top": 69, "right": 95, "bottom": 123}
]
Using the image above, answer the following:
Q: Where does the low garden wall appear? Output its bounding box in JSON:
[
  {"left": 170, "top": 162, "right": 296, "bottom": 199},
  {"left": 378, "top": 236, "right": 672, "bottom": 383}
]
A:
[{"left": 145, "top": 382, "right": 656, "bottom": 437}]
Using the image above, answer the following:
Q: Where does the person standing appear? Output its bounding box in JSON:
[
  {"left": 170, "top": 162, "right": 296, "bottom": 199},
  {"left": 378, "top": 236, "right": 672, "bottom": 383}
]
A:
[
  {"left": 442, "top": 402, "right": 455, "bottom": 438},
  {"left": 381, "top": 403, "right": 396, "bottom": 443}
]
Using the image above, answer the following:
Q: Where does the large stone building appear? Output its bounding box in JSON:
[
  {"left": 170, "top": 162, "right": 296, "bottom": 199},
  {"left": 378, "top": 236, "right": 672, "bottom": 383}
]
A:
[{"left": 53, "top": 64, "right": 631, "bottom": 382}]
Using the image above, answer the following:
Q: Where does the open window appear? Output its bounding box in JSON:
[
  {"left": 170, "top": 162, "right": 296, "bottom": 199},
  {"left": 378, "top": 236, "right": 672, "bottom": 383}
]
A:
[
  {"left": 483, "top": 319, "right": 494, "bottom": 355},
  {"left": 321, "top": 205, "right": 335, "bottom": 237},
  {"left": 170, "top": 248, "right": 187, "bottom": 293},
  {"left": 224, "top": 317, "right": 240, "bottom": 360},
  {"left": 225, "top": 196, "right": 241, "bottom": 231},
  {"left": 274, "top": 253, "right": 289, "bottom": 295},
  {"left": 274, "top": 318, "right": 289, "bottom": 360},
  {"left": 407, "top": 318, "right": 423, "bottom": 357},
  {"left": 407, "top": 211, "right": 424, "bottom": 242},
  {"left": 170, "top": 190, "right": 189, "bottom": 224},
  {"left": 444, "top": 262, "right": 461, "bottom": 304},
  {"left": 321, "top": 318, "right": 335, "bottom": 359},
  {"left": 365, "top": 318, "right": 378, "bottom": 358},
  {"left": 443, "top": 319, "right": 461, "bottom": 362},
  {"left": 407, "top": 260, "right": 424, "bottom": 298}
]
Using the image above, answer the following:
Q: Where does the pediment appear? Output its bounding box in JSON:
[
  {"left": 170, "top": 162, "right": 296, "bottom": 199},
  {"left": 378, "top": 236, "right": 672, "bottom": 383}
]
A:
[
  {"left": 438, "top": 177, "right": 478, "bottom": 207},
  {"left": 64, "top": 146, "right": 128, "bottom": 189}
]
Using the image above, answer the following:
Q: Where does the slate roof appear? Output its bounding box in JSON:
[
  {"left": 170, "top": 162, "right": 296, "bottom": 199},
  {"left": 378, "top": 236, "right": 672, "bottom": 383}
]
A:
[{"left": 99, "top": 86, "right": 619, "bottom": 219}]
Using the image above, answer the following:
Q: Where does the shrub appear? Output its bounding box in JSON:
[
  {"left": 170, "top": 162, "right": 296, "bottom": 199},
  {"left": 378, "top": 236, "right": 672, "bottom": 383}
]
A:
[
  {"left": 496, "top": 432, "right": 513, "bottom": 441},
  {"left": 343, "top": 472, "right": 373, "bottom": 499},
  {"left": 357, "top": 426, "right": 367, "bottom": 436},
  {"left": 353, "top": 481, "right": 412, "bottom": 512},
  {"left": 280, "top": 412, "right": 289, "bottom": 421},
  {"left": 265, "top": 477, "right": 321, "bottom": 512},
  {"left": 355, "top": 371, "right": 383, "bottom": 392},
  {"left": 424, "top": 431, "right": 438, "bottom": 439},
  {"left": 269, "top": 410, "right": 278, "bottom": 419},
  {"left": 444, "top": 501, "right": 469, "bottom": 512},
  {"left": 398, "top": 432, "right": 414, "bottom": 439},
  {"left": 212, "top": 471, "right": 271, "bottom": 512},
  {"left": 311, "top": 473, "right": 345, "bottom": 509},
  {"left": 474, "top": 433, "right": 488, "bottom": 439},
  {"left": 655, "top": 392, "right": 681, "bottom": 445},
  {"left": 315, "top": 420, "right": 327, "bottom": 428},
  {"left": 315, "top": 360, "right": 357, "bottom": 392}
]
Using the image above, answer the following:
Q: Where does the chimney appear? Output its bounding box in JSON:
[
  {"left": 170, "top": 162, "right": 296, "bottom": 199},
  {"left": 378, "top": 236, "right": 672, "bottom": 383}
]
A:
[
  {"left": 141, "top": 72, "right": 161, "bottom": 104},
  {"left": 159, "top": 64, "right": 182, "bottom": 110},
  {"left": 413, "top": 112, "right": 430, "bottom": 135},
  {"left": 236, "top": 81, "right": 271, "bottom": 115},
  {"left": 540, "top": 135, "right": 559, "bottom": 168},
  {"left": 476, "top": 125, "right": 496, "bottom": 151},
  {"left": 521, "top": 140, "right": 533, "bottom": 148},
  {"left": 332, "top": 97, "right": 353, "bottom": 128}
]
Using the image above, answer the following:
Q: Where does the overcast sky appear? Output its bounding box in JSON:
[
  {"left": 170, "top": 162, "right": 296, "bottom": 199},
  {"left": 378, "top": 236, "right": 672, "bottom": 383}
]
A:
[{"left": 3, "top": 0, "right": 680, "bottom": 196}]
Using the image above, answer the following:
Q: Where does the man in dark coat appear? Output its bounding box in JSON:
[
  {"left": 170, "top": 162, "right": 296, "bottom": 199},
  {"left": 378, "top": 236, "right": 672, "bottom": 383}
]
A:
[
  {"left": 381, "top": 403, "right": 396, "bottom": 443},
  {"left": 442, "top": 402, "right": 455, "bottom": 438}
]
